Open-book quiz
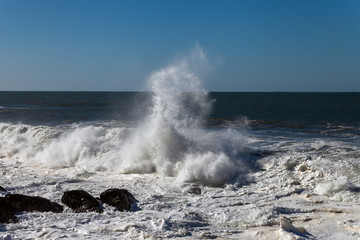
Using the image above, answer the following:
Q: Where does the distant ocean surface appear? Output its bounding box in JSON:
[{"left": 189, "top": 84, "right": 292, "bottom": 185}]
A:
[
  {"left": 1, "top": 91, "right": 359, "bottom": 122},
  {"left": 1, "top": 91, "right": 359, "bottom": 133}
]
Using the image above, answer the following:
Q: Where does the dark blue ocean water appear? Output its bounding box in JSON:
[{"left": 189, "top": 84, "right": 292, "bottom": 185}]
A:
[{"left": 0, "top": 92, "right": 359, "bottom": 136}]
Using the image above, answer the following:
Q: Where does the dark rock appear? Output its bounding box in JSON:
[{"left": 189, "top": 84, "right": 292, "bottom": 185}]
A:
[
  {"left": 0, "top": 197, "right": 17, "bottom": 223},
  {"left": 100, "top": 188, "right": 137, "bottom": 211},
  {"left": 5, "top": 194, "right": 63, "bottom": 213},
  {"left": 349, "top": 186, "right": 360, "bottom": 193},
  {"left": 61, "top": 190, "right": 103, "bottom": 213},
  {"left": 0, "top": 186, "right": 6, "bottom": 192}
]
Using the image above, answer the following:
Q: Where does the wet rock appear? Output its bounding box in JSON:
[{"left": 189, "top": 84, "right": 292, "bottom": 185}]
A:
[
  {"left": 0, "top": 197, "right": 17, "bottom": 223},
  {"left": 0, "top": 186, "right": 6, "bottom": 192},
  {"left": 5, "top": 194, "right": 63, "bottom": 213},
  {"left": 348, "top": 186, "right": 360, "bottom": 193},
  {"left": 100, "top": 188, "right": 137, "bottom": 211},
  {"left": 61, "top": 190, "right": 103, "bottom": 213}
]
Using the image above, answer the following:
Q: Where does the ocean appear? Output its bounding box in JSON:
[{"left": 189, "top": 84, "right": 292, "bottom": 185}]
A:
[
  {"left": 1, "top": 47, "right": 360, "bottom": 239},
  {"left": 1, "top": 90, "right": 360, "bottom": 239}
]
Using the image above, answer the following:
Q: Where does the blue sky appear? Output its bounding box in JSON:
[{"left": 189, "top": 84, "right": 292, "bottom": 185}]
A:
[{"left": 0, "top": 0, "right": 359, "bottom": 91}]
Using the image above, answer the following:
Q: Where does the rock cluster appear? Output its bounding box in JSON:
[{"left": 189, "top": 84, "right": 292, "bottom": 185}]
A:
[{"left": 0, "top": 187, "right": 136, "bottom": 224}]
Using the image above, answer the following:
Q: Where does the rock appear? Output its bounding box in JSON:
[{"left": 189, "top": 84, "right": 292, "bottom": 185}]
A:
[
  {"left": 0, "top": 197, "right": 17, "bottom": 223},
  {"left": 100, "top": 188, "right": 137, "bottom": 211},
  {"left": 61, "top": 190, "right": 103, "bottom": 213},
  {"left": 0, "top": 186, "right": 6, "bottom": 192},
  {"left": 5, "top": 194, "right": 63, "bottom": 213},
  {"left": 348, "top": 186, "right": 360, "bottom": 193}
]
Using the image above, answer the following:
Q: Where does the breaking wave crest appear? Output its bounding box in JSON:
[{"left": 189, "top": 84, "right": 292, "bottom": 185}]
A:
[{"left": 0, "top": 46, "right": 248, "bottom": 186}]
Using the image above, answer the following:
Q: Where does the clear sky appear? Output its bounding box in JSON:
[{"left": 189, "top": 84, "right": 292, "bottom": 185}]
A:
[{"left": 0, "top": 0, "right": 359, "bottom": 92}]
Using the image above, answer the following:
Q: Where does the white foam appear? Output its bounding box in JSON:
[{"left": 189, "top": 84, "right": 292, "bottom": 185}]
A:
[
  {"left": 109, "top": 46, "right": 248, "bottom": 185},
  {"left": 0, "top": 46, "right": 249, "bottom": 186},
  {"left": 315, "top": 177, "right": 350, "bottom": 196},
  {"left": 29, "top": 126, "right": 124, "bottom": 170}
]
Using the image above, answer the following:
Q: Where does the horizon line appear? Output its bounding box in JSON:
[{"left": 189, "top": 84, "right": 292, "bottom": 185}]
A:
[{"left": 0, "top": 90, "right": 359, "bottom": 93}]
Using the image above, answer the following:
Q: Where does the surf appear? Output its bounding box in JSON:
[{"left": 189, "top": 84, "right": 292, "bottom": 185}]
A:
[{"left": 1, "top": 46, "right": 249, "bottom": 186}]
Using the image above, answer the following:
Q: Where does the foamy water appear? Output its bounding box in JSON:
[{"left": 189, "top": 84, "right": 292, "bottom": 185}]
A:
[
  {"left": 1, "top": 47, "right": 360, "bottom": 239},
  {"left": 1, "top": 46, "right": 250, "bottom": 187}
]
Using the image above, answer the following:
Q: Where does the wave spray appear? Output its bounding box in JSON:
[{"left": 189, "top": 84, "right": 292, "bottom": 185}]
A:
[
  {"left": 114, "top": 46, "right": 246, "bottom": 185},
  {"left": 2, "top": 46, "right": 248, "bottom": 186}
]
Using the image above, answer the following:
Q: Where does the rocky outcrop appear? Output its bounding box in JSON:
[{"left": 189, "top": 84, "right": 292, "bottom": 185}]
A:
[
  {"left": 0, "top": 197, "right": 17, "bottom": 223},
  {"left": 61, "top": 190, "right": 103, "bottom": 213},
  {"left": 1, "top": 188, "right": 138, "bottom": 224},
  {"left": 5, "top": 194, "right": 63, "bottom": 213},
  {"left": 0, "top": 186, "right": 6, "bottom": 192},
  {"left": 100, "top": 188, "right": 137, "bottom": 211}
]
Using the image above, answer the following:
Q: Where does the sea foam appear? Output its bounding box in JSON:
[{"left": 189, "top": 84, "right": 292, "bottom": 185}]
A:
[
  {"left": 109, "top": 45, "right": 248, "bottom": 185},
  {"left": 0, "top": 46, "right": 248, "bottom": 186}
]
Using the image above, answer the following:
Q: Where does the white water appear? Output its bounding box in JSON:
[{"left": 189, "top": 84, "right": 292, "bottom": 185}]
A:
[
  {"left": 0, "top": 46, "right": 249, "bottom": 186},
  {"left": 1, "top": 47, "right": 360, "bottom": 239},
  {"left": 1, "top": 129, "right": 360, "bottom": 239}
]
